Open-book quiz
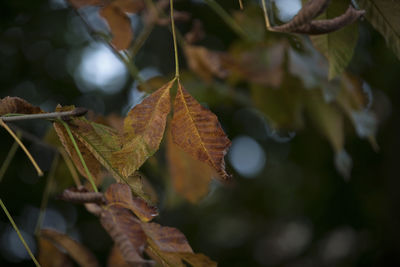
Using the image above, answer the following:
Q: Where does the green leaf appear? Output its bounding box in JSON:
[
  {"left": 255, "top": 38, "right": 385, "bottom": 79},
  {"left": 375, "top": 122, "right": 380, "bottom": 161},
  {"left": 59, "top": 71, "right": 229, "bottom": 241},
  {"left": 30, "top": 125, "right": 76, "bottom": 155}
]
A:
[
  {"left": 358, "top": 0, "right": 400, "bottom": 60},
  {"left": 310, "top": 0, "right": 359, "bottom": 79}
]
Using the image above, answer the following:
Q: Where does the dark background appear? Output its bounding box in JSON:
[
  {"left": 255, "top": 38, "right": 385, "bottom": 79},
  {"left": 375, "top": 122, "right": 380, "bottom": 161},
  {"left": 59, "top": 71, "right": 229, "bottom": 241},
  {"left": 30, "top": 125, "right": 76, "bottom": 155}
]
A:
[{"left": 1, "top": 0, "right": 400, "bottom": 266}]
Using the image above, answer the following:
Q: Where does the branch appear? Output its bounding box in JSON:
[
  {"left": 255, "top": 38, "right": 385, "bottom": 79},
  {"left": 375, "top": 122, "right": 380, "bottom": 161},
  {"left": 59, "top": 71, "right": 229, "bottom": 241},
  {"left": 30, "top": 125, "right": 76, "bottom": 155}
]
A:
[{"left": 0, "top": 108, "right": 88, "bottom": 122}]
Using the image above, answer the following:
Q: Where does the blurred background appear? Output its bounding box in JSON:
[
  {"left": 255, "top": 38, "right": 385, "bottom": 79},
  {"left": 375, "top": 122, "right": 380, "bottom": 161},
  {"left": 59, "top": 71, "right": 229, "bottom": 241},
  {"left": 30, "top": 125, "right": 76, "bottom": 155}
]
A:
[{"left": 1, "top": 0, "right": 400, "bottom": 266}]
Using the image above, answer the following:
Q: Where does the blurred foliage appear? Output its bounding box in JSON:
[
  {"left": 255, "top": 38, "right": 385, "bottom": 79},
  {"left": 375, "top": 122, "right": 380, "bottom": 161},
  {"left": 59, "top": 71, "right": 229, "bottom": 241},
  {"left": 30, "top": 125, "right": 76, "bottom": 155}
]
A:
[{"left": 1, "top": 0, "right": 400, "bottom": 266}]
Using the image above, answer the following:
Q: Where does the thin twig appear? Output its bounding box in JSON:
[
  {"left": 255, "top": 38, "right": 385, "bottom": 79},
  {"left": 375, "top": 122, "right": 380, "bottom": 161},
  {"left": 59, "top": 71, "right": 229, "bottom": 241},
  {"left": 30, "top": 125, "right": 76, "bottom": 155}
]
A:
[
  {"left": 0, "top": 120, "right": 43, "bottom": 176},
  {"left": 0, "top": 199, "right": 41, "bottom": 267},
  {"left": 0, "top": 108, "right": 87, "bottom": 122},
  {"left": 58, "top": 120, "right": 98, "bottom": 192},
  {"left": 261, "top": 0, "right": 271, "bottom": 29},
  {"left": 35, "top": 153, "right": 59, "bottom": 236},
  {"left": 0, "top": 132, "right": 21, "bottom": 183},
  {"left": 239, "top": 0, "right": 244, "bottom": 10}
]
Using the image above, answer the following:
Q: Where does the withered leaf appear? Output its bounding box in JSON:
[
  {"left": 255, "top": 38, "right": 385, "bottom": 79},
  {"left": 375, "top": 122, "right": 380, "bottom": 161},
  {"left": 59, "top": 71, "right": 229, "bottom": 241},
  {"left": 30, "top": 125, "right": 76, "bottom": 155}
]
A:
[
  {"left": 112, "top": 81, "right": 173, "bottom": 178},
  {"left": 105, "top": 183, "right": 158, "bottom": 222},
  {"left": 40, "top": 229, "right": 100, "bottom": 267},
  {"left": 53, "top": 119, "right": 103, "bottom": 185},
  {"left": 59, "top": 187, "right": 106, "bottom": 204},
  {"left": 0, "top": 96, "right": 43, "bottom": 116},
  {"left": 272, "top": 0, "right": 331, "bottom": 33},
  {"left": 38, "top": 237, "right": 73, "bottom": 267},
  {"left": 142, "top": 222, "right": 217, "bottom": 267},
  {"left": 100, "top": 4, "right": 133, "bottom": 50},
  {"left": 294, "top": 6, "right": 365, "bottom": 35},
  {"left": 171, "top": 82, "right": 231, "bottom": 179},
  {"left": 166, "top": 129, "right": 214, "bottom": 203},
  {"left": 100, "top": 206, "right": 153, "bottom": 266},
  {"left": 184, "top": 45, "right": 228, "bottom": 82}
]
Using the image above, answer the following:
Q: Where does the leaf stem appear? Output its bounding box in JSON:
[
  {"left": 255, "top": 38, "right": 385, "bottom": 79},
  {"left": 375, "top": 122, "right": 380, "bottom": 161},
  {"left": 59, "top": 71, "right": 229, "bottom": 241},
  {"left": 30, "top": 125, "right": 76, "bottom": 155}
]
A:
[
  {"left": 0, "top": 108, "right": 87, "bottom": 122},
  {"left": 0, "top": 119, "right": 43, "bottom": 176},
  {"left": 34, "top": 153, "right": 59, "bottom": 236},
  {"left": 59, "top": 120, "right": 98, "bottom": 193},
  {"left": 261, "top": 0, "right": 271, "bottom": 29},
  {"left": 0, "top": 132, "right": 21, "bottom": 183},
  {"left": 59, "top": 148, "right": 82, "bottom": 187},
  {"left": 0, "top": 199, "right": 41, "bottom": 267},
  {"left": 170, "top": 0, "right": 180, "bottom": 79}
]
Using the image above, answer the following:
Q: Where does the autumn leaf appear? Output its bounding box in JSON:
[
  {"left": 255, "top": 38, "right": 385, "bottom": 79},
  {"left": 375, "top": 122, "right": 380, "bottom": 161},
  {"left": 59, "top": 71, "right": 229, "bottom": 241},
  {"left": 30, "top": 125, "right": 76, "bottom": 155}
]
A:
[
  {"left": 142, "top": 222, "right": 217, "bottom": 267},
  {"left": 100, "top": 4, "right": 134, "bottom": 51},
  {"left": 0, "top": 96, "right": 43, "bottom": 116},
  {"left": 166, "top": 129, "right": 214, "bottom": 203},
  {"left": 171, "top": 82, "right": 231, "bottom": 180},
  {"left": 105, "top": 183, "right": 158, "bottom": 222},
  {"left": 112, "top": 80, "right": 173, "bottom": 178},
  {"left": 310, "top": 2, "right": 360, "bottom": 79},
  {"left": 40, "top": 229, "right": 100, "bottom": 267},
  {"left": 101, "top": 183, "right": 154, "bottom": 266},
  {"left": 358, "top": 0, "right": 400, "bottom": 60},
  {"left": 53, "top": 117, "right": 103, "bottom": 185},
  {"left": 38, "top": 237, "right": 73, "bottom": 267}
]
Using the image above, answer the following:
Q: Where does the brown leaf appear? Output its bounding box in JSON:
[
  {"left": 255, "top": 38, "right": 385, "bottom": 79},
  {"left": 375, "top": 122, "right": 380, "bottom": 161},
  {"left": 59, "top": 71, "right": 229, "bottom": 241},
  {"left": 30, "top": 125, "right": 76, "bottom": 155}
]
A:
[
  {"left": 59, "top": 187, "right": 106, "bottom": 204},
  {"left": 53, "top": 119, "right": 103, "bottom": 185},
  {"left": 100, "top": 207, "right": 152, "bottom": 266},
  {"left": 171, "top": 82, "right": 231, "bottom": 180},
  {"left": 272, "top": 0, "right": 331, "bottom": 32},
  {"left": 38, "top": 237, "right": 73, "bottom": 267},
  {"left": 166, "top": 129, "right": 213, "bottom": 203},
  {"left": 0, "top": 96, "right": 43, "bottom": 116},
  {"left": 294, "top": 6, "right": 365, "bottom": 34},
  {"left": 100, "top": 4, "right": 133, "bottom": 50},
  {"left": 105, "top": 183, "right": 158, "bottom": 222},
  {"left": 141, "top": 222, "right": 193, "bottom": 253},
  {"left": 112, "top": 81, "right": 173, "bottom": 178},
  {"left": 142, "top": 222, "right": 217, "bottom": 267},
  {"left": 40, "top": 229, "right": 100, "bottom": 267},
  {"left": 184, "top": 45, "right": 228, "bottom": 82}
]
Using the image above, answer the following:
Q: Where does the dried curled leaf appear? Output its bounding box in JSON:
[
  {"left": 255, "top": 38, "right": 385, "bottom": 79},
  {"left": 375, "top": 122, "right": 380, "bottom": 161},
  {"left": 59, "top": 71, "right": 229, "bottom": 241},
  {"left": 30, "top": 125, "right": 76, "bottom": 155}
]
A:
[
  {"left": 40, "top": 229, "right": 100, "bottom": 267},
  {"left": 105, "top": 183, "right": 158, "bottom": 222},
  {"left": 59, "top": 187, "right": 106, "bottom": 204},
  {"left": 112, "top": 81, "right": 173, "bottom": 178},
  {"left": 166, "top": 130, "right": 214, "bottom": 203},
  {"left": 271, "top": 0, "right": 365, "bottom": 35},
  {"left": 272, "top": 0, "right": 331, "bottom": 32},
  {"left": 171, "top": 82, "right": 231, "bottom": 180},
  {"left": 294, "top": 6, "right": 365, "bottom": 34},
  {"left": 0, "top": 96, "right": 43, "bottom": 116}
]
